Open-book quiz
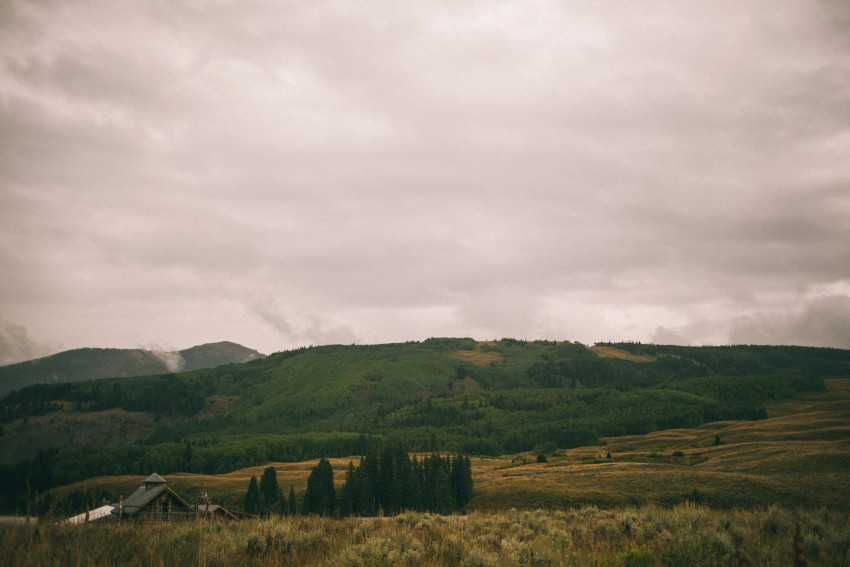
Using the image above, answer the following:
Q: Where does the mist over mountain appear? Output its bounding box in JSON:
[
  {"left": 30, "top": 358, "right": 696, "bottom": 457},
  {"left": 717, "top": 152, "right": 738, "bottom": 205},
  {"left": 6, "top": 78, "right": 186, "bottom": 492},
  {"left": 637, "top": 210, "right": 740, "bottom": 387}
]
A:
[{"left": 0, "top": 341, "right": 265, "bottom": 396}]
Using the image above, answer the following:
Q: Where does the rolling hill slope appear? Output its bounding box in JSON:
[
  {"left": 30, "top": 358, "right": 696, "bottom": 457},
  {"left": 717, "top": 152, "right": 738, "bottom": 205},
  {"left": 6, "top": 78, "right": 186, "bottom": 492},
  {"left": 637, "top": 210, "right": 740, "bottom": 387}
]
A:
[
  {"left": 41, "top": 378, "right": 850, "bottom": 514},
  {"left": 0, "top": 341, "right": 265, "bottom": 396}
]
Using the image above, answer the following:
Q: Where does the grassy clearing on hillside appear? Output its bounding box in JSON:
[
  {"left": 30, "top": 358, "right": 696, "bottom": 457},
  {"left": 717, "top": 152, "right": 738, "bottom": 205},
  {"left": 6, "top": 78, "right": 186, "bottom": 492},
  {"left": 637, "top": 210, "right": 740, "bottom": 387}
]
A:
[
  {"left": 449, "top": 342, "right": 504, "bottom": 367},
  {"left": 589, "top": 345, "right": 658, "bottom": 363},
  {"left": 4, "top": 505, "right": 850, "bottom": 566}
]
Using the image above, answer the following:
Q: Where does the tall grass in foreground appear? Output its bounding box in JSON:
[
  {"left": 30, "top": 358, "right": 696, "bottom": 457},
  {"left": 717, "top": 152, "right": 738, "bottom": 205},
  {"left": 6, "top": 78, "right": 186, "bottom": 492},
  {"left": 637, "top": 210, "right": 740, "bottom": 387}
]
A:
[{"left": 2, "top": 504, "right": 849, "bottom": 566}]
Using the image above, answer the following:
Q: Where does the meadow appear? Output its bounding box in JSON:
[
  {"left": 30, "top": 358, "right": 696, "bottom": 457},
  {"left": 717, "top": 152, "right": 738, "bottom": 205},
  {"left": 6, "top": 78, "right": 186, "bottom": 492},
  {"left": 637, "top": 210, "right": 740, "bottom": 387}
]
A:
[
  {"left": 42, "top": 378, "right": 850, "bottom": 516},
  {"left": 3, "top": 505, "right": 849, "bottom": 566}
]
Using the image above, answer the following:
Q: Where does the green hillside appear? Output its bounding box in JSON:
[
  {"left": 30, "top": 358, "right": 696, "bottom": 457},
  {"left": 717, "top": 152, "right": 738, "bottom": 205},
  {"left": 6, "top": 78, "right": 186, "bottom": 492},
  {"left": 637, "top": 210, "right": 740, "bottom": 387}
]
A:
[
  {"left": 1, "top": 338, "right": 848, "bottom": 513},
  {"left": 0, "top": 341, "right": 265, "bottom": 396},
  {"left": 35, "top": 377, "right": 850, "bottom": 518}
]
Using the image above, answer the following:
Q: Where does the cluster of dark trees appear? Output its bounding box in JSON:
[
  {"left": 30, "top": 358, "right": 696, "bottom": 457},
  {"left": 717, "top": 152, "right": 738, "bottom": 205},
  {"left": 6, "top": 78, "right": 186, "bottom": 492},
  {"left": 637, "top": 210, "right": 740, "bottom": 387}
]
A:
[
  {"left": 597, "top": 342, "right": 850, "bottom": 377},
  {"left": 0, "top": 374, "right": 206, "bottom": 423},
  {"left": 526, "top": 353, "right": 709, "bottom": 390},
  {"left": 244, "top": 466, "right": 296, "bottom": 517},
  {"left": 0, "top": 432, "right": 383, "bottom": 514},
  {"left": 245, "top": 446, "right": 474, "bottom": 518},
  {"left": 314, "top": 446, "right": 473, "bottom": 516}
]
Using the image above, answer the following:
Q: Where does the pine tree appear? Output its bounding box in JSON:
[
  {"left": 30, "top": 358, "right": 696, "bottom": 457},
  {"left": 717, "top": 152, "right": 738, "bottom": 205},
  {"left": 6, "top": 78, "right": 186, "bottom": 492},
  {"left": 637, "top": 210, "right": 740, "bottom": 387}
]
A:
[
  {"left": 450, "top": 455, "right": 462, "bottom": 506},
  {"left": 413, "top": 456, "right": 426, "bottom": 510},
  {"left": 244, "top": 475, "right": 260, "bottom": 515},
  {"left": 259, "top": 466, "right": 282, "bottom": 516},
  {"left": 304, "top": 457, "right": 336, "bottom": 515},
  {"left": 339, "top": 461, "right": 356, "bottom": 516},
  {"left": 183, "top": 439, "right": 193, "bottom": 469},
  {"left": 462, "top": 455, "right": 474, "bottom": 507},
  {"left": 399, "top": 452, "right": 418, "bottom": 511},
  {"left": 450, "top": 455, "right": 473, "bottom": 508},
  {"left": 431, "top": 457, "right": 454, "bottom": 514},
  {"left": 353, "top": 461, "right": 376, "bottom": 516},
  {"left": 376, "top": 446, "right": 397, "bottom": 513},
  {"left": 288, "top": 485, "right": 297, "bottom": 515}
]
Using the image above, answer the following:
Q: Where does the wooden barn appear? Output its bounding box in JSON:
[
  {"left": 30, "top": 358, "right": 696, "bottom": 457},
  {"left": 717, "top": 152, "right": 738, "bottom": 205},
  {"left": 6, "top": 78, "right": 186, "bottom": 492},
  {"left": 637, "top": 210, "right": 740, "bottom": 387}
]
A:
[{"left": 119, "top": 473, "right": 194, "bottom": 521}]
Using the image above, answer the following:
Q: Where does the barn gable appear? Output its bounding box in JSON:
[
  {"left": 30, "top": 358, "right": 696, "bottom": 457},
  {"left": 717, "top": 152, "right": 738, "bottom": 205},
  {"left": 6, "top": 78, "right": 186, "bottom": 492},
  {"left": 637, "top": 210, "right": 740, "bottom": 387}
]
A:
[{"left": 120, "top": 473, "right": 194, "bottom": 520}]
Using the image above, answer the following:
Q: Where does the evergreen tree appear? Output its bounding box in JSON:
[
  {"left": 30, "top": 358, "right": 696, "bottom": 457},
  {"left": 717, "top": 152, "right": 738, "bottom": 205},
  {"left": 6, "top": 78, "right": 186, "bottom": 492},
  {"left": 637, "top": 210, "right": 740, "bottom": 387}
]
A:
[
  {"left": 399, "top": 452, "right": 418, "bottom": 511},
  {"left": 182, "top": 439, "right": 192, "bottom": 469},
  {"left": 259, "top": 465, "right": 282, "bottom": 516},
  {"left": 413, "top": 456, "right": 427, "bottom": 510},
  {"left": 450, "top": 455, "right": 463, "bottom": 506},
  {"left": 430, "top": 458, "right": 454, "bottom": 514},
  {"left": 288, "top": 485, "right": 297, "bottom": 515},
  {"left": 244, "top": 475, "right": 260, "bottom": 515},
  {"left": 339, "top": 461, "right": 356, "bottom": 516},
  {"left": 376, "top": 446, "right": 398, "bottom": 513},
  {"left": 303, "top": 457, "right": 336, "bottom": 515},
  {"left": 462, "top": 455, "right": 474, "bottom": 507},
  {"left": 362, "top": 451, "right": 378, "bottom": 495},
  {"left": 450, "top": 455, "right": 473, "bottom": 508},
  {"left": 353, "top": 460, "right": 376, "bottom": 516}
]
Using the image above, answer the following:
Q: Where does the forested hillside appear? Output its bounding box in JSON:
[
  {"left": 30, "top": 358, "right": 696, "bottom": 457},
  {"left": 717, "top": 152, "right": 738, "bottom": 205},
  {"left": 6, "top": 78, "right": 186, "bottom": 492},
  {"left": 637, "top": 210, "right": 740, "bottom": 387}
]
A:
[
  {"left": 0, "top": 341, "right": 265, "bottom": 396},
  {"left": 1, "top": 338, "right": 847, "bottom": 513}
]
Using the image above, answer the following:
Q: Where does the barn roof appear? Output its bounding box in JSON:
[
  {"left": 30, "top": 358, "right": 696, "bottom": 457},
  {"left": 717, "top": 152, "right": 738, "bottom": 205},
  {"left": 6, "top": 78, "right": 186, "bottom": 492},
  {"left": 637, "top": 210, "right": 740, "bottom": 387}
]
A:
[
  {"left": 65, "top": 505, "right": 115, "bottom": 524},
  {"left": 121, "top": 474, "right": 193, "bottom": 517},
  {"left": 122, "top": 483, "right": 168, "bottom": 515},
  {"left": 144, "top": 472, "right": 166, "bottom": 485}
]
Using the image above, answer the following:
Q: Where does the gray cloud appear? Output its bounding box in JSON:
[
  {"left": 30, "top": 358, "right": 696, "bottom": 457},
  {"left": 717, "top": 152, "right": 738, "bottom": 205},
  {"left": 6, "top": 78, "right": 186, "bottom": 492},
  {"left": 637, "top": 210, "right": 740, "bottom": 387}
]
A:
[
  {"left": 0, "top": 316, "right": 45, "bottom": 366},
  {"left": 730, "top": 295, "right": 850, "bottom": 349},
  {"left": 249, "top": 294, "right": 358, "bottom": 348},
  {"left": 1, "top": 0, "right": 849, "bottom": 354}
]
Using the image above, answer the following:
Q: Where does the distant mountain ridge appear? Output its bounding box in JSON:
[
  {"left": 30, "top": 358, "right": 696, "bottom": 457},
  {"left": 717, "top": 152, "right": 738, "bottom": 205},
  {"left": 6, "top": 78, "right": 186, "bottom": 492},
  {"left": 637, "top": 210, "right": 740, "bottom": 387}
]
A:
[{"left": 0, "top": 341, "right": 265, "bottom": 395}]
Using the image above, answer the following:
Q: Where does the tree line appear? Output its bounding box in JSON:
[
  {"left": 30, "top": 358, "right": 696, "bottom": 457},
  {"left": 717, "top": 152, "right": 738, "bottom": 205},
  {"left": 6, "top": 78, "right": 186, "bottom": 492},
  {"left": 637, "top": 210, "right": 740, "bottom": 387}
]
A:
[{"left": 244, "top": 445, "right": 474, "bottom": 517}]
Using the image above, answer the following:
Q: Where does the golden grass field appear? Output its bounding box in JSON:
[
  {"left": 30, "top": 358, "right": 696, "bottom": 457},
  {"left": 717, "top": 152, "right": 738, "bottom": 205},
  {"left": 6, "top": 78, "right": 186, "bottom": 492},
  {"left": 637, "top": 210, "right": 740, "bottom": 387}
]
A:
[
  {"left": 474, "top": 378, "right": 850, "bottom": 510},
  {"left": 47, "top": 378, "right": 850, "bottom": 515},
  {"left": 6, "top": 505, "right": 850, "bottom": 566}
]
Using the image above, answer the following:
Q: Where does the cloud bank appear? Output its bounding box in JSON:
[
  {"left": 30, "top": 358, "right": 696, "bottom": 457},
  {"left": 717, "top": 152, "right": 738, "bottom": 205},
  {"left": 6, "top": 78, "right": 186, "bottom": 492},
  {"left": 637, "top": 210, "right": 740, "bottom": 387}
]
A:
[{"left": 1, "top": 0, "right": 849, "bottom": 356}]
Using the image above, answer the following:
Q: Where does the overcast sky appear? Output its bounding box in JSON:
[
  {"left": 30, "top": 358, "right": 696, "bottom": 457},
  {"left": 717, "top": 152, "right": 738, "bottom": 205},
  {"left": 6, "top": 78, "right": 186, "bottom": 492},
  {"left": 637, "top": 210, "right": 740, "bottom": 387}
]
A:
[{"left": 1, "top": 0, "right": 849, "bottom": 363}]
